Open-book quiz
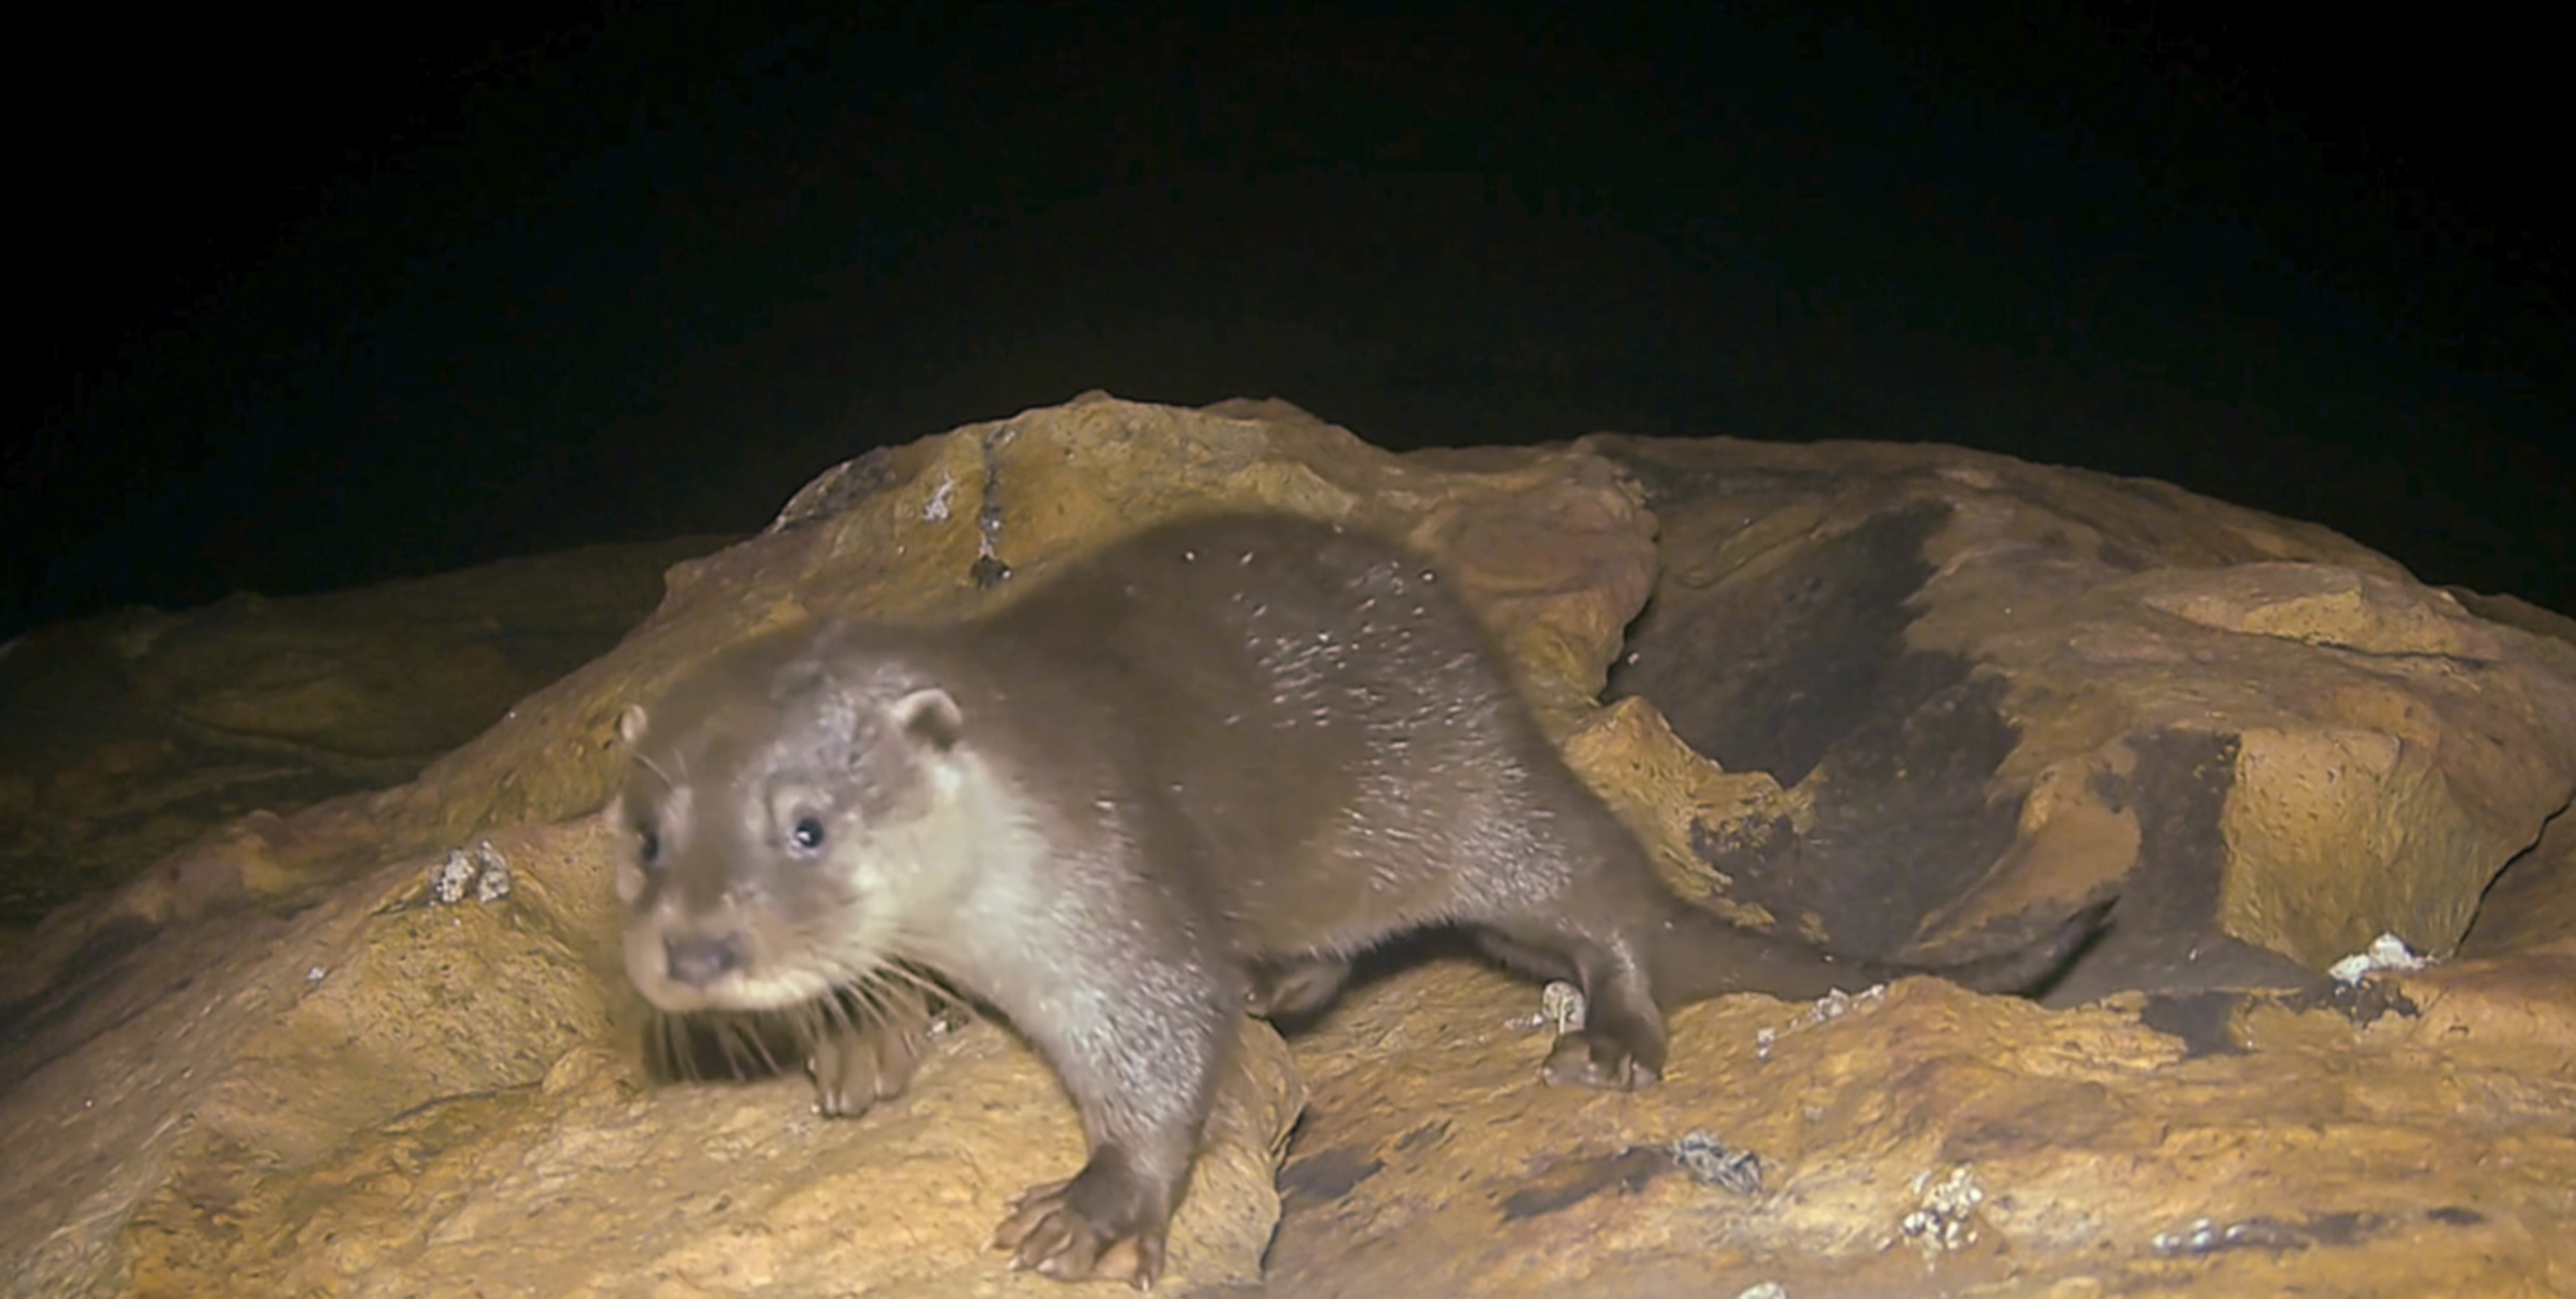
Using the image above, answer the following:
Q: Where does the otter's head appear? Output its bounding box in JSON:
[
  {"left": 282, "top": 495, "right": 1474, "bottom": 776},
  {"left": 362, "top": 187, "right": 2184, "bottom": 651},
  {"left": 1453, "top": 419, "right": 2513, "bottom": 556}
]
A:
[{"left": 611, "top": 627, "right": 974, "bottom": 1014}]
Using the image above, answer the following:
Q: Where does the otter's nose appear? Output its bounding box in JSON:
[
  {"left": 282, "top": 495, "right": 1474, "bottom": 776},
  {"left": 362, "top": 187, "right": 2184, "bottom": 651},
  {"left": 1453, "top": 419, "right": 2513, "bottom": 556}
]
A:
[{"left": 664, "top": 932, "right": 747, "bottom": 988}]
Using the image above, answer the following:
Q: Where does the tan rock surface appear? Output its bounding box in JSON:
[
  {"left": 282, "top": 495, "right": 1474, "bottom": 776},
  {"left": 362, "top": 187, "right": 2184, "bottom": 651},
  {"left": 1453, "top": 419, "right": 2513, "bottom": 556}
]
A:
[
  {"left": 1, "top": 394, "right": 1649, "bottom": 1296},
  {"left": 1589, "top": 434, "right": 2576, "bottom": 1001},
  {"left": 30, "top": 816, "right": 1297, "bottom": 1299},
  {"left": 1268, "top": 954, "right": 2576, "bottom": 1298},
  {"left": 0, "top": 537, "right": 727, "bottom": 925},
  {"left": 0, "top": 394, "right": 2570, "bottom": 1296}
]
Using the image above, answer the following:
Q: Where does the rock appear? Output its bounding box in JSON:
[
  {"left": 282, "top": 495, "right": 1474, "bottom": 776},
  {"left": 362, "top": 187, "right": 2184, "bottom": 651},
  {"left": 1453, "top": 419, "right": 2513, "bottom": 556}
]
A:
[
  {"left": 1, "top": 394, "right": 2571, "bottom": 1296},
  {"left": 1268, "top": 955, "right": 2576, "bottom": 1298},
  {"left": 0, "top": 538, "right": 729, "bottom": 926},
  {"left": 1588, "top": 434, "right": 2576, "bottom": 1003}
]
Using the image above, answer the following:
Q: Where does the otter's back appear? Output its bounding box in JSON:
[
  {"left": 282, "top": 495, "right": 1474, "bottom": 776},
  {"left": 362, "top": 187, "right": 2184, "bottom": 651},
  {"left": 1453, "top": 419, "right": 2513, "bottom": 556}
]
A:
[{"left": 968, "top": 515, "right": 1588, "bottom": 952}]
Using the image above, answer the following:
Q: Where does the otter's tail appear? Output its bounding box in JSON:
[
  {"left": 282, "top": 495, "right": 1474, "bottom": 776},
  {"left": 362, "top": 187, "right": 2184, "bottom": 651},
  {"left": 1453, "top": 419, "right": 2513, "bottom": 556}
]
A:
[
  {"left": 1893, "top": 898, "right": 2111, "bottom": 996},
  {"left": 1651, "top": 898, "right": 2109, "bottom": 1006}
]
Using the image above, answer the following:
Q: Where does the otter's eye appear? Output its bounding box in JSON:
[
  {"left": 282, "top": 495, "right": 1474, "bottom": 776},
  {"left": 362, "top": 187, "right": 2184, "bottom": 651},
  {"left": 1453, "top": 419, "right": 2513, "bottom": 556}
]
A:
[
  {"left": 637, "top": 827, "right": 662, "bottom": 869},
  {"left": 791, "top": 817, "right": 827, "bottom": 851}
]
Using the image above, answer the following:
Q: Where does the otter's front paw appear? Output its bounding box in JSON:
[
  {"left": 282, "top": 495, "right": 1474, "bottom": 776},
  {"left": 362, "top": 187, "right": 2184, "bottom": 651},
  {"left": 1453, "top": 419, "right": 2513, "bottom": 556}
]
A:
[
  {"left": 991, "top": 1157, "right": 1170, "bottom": 1289},
  {"left": 806, "top": 987, "right": 941, "bottom": 1118},
  {"left": 807, "top": 1022, "right": 922, "bottom": 1117},
  {"left": 1540, "top": 1029, "right": 1661, "bottom": 1090}
]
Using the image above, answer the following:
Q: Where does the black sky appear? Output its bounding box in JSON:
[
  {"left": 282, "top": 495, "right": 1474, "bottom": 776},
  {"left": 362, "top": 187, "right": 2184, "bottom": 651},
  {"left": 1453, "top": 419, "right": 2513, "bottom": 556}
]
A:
[{"left": 12, "top": 3, "right": 2569, "bottom": 640}]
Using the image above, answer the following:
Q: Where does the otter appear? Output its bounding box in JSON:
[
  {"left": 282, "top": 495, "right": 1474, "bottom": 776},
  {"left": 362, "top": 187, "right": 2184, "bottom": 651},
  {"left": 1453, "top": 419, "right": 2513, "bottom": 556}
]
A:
[{"left": 611, "top": 513, "right": 2096, "bottom": 1288}]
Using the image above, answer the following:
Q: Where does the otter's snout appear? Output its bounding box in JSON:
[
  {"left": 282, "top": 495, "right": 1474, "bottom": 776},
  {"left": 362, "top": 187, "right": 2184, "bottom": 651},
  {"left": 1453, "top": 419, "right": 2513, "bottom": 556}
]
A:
[{"left": 663, "top": 931, "right": 749, "bottom": 988}]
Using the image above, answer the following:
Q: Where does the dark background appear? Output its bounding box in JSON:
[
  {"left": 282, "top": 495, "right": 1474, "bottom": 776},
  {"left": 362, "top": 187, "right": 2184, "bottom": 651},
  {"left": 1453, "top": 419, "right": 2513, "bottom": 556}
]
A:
[{"left": 12, "top": 3, "right": 2568, "bottom": 641}]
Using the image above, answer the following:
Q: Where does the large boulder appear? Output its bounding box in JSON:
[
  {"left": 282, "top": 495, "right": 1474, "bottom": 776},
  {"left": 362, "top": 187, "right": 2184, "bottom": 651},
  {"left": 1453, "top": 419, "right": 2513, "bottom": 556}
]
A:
[{"left": 2, "top": 393, "right": 2568, "bottom": 1297}]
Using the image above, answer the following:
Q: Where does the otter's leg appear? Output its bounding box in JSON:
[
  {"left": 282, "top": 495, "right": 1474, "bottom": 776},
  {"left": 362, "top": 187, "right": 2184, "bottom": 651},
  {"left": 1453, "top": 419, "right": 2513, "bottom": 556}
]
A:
[
  {"left": 988, "top": 955, "right": 1234, "bottom": 1288},
  {"left": 1477, "top": 923, "right": 1671, "bottom": 1090}
]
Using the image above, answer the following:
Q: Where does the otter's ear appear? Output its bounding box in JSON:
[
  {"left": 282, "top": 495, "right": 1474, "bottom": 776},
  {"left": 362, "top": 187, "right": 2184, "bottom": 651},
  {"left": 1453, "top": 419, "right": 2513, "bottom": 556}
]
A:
[
  {"left": 889, "top": 687, "right": 962, "bottom": 750},
  {"left": 618, "top": 703, "right": 650, "bottom": 746}
]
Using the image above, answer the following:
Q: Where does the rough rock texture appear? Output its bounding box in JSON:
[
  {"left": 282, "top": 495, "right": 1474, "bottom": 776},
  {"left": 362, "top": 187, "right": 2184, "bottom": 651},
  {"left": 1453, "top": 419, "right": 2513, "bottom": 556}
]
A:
[
  {"left": 0, "top": 538, "right": 728, "bottom": 927},
  {"left": 1, "top": 393, "right": 2571, "bottom": 1297},
  {"left": 1592, "top": 435, "right": 2576, "bottom": 1003},
  {"left": 1269, "top": 951, "right": 2576, "bottom": 1298}
]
